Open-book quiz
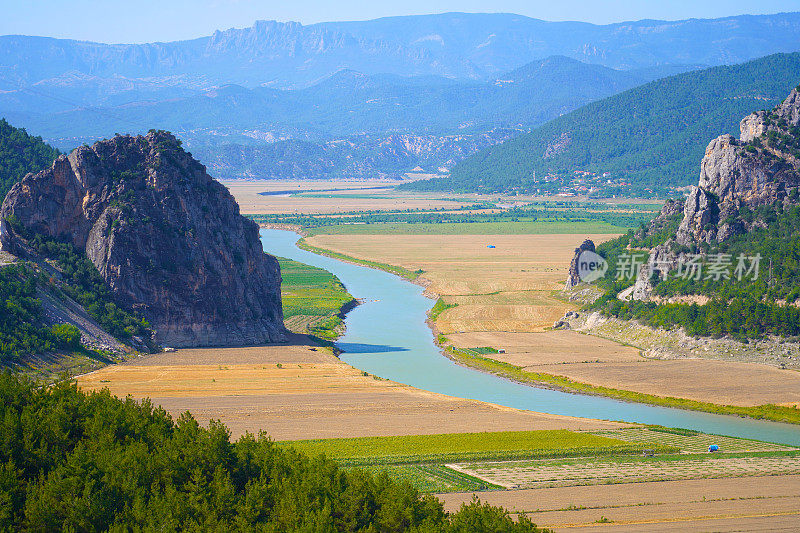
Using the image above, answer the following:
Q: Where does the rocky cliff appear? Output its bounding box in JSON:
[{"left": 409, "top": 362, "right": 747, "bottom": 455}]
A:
[
  {"left": 1, "top": 131, "right": 286, "bottom": 347},
  {"left": 677, "top": 87, "right": 800, "bottom": 245},
  {"left": 565, "top": 239, "right": 596, "bottom": 289},
  {"left": 627, "top": 86, "right": 800, "bottom": 300}
]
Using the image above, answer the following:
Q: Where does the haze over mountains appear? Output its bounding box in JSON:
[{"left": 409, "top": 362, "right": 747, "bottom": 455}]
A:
[
  {"left": 4, "top": 12, "right": 800, "bottom": 90},
  {"left": 3, "top": 11, "right": 800, "bottom": 183}
]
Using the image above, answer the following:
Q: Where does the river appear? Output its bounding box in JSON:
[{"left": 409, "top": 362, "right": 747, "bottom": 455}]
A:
[{"left": 260, "top": 228, "right": 800, "bottom": 446}]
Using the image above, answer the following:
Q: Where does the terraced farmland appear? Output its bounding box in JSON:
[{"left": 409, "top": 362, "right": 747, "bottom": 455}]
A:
[{"left": 452, "top": 452, "right": 800, "bottom": 489}]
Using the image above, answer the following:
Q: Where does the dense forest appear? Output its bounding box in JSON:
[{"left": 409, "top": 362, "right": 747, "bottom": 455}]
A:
[
  {"left": 591, "top": 204, "right": 800, "bottom": 340},
  {"left": 406, "top": 53, "right": 800, "bottom": 196},
  {"left": 0, "top": 118, "right": 59, "bottom": 201},
  {"left": 0, "top": 373, "right": 548, "bottom": 532}
]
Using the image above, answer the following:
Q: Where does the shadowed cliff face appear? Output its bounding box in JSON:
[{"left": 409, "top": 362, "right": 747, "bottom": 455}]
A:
[{"left": 1, "top": 131, "right": 286, "bottom": 347}]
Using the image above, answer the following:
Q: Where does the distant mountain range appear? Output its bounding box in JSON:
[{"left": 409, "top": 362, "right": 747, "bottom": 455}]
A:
[
  {"left": 2, "top": 55, "right": 671, "bottom": 180},
  {"left": 3, "top": 56, "right": 658, "bottom": 144},
  {"left": 411, "top": 53, "right": 800, "bottom": 195},
  {"left": 3, "top": 12, "right": 800, "bottom": 91},
  {"left": 3, "top": 11, "right": 800, "bottom": 182}
]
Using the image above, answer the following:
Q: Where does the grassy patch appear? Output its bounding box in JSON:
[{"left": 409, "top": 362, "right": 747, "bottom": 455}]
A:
[
  {"left": 278, "top": 257, "right": 354, "bottom": 341},
  {"left": 279, "top": 430, "right": 666, "bottom": 467},
  {"left": 429, "top": 298, "right": 458, "bottom": 320},
  {"left": 448, "top": 347, "right": 800, "bottom": 425},
  {"left": 296, "top": 238, "right": 422, "bottom": 281},
  {"left": 355, "top": 464, "right": 501, "bottom": 492},
  {"left": 279, "top": 257, "right": 354, "bottom": 318}
]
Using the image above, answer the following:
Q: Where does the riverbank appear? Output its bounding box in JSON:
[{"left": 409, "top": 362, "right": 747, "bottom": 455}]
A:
[
  {"left": 445, "top": 347, "right": 800, "bottom": 425},
  {"left": 76, "top": 339, "right": 627, "bottom": 441},
  {"left": 301, "top": 232, "right": 800, "bottom": 426}
]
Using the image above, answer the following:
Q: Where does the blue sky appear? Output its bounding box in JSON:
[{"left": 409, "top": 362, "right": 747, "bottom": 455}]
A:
[{"left": 3, "top": 0, "right": 800, "bottom": 43}]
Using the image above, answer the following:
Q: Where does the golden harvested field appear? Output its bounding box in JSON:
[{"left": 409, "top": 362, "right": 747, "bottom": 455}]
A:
[
  {"left": 531, "top": 358, "right": 800, "bottom": 407},
  {"left": 306, "top": 233, "right": 800, "bottom": 406},
  {"left": 306, "top": 233, "right": 618, "bottom": 334},
  {"left": 220, "top": 179, "right": 474, "bottom": 214},
  {"left": 76, "top": 336, "right": 626, "bottom": 441},
  {"left": 306, "top": 233, "right": 609, "bottom": 296},
  {"left": 446, "top": 330, "right": 643, "bottom": 366},
  {"left": 438, "top": 475, "right": 800, "bottom": 531}
]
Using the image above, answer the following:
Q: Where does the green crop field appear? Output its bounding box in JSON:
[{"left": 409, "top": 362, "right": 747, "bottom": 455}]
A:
[
  {"left": 279, "top": 257, "right": 353, "bottom": 318},
  {"left": 280, "top": 429, "right": 656, "bottom": 466},
  {"left": 279, "top": 427, "right": 792, "bottom": 493},
  {"left": 355, "top": 464, "right": 501, "bottom": 493},
  {"left": 306, "top": 220, "right": 630, "bottom": 236},
  {"left": 278, "top": 257, "right": 354, "bottom": 339}
]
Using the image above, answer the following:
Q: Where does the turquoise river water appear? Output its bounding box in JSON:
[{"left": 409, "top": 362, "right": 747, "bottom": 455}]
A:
[{"left": 260, "top": 228, "right": 800, "bottom": 446}]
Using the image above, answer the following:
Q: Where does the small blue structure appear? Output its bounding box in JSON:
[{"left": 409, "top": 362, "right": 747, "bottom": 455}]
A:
[
  {"left": 708, "top": 444, "right": 720, "bottom": 452},
  {"left": 487, "top": 245, "right": 496, "bottom": 249}
]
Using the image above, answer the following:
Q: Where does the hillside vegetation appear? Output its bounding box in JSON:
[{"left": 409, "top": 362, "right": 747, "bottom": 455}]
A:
[
  {"left": 0, "top": 373, "right": 548, "bottom": 531},
  {"left": 410, "top": 53, "right": 800, "bottom": 195},
  {"left": 0, "top": 264, "right": 82, "bottom": 362},
  {"left": 0, "top": 118, "right": 59, "bottom": 201}
]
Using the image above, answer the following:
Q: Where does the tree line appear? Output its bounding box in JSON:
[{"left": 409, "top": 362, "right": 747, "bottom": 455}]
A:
[{"left": 0, "top": 373, "right": 549, "bottom": 532}]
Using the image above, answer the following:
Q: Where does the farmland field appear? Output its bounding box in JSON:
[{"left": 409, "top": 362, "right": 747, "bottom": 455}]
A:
[
  {"left": 303, "top": 220, "right": 632, "bottom": 235},
  {"left": 274, "top": 426, "right": 797, "bottom": 495},
  {"left": 453, "top": 451, "right": 800, "bottom": 489},
  {"left": 278, "top": 257, "right": 354, "bottom": 338},
  {"left": 280, "top": 429, "right": 653, "bottom": 466},
  {"left": 438, "top": 475, "right": 800, "bottom": 531},
  {"left": 303, "top": 232, "right": 800, "bottom": 410},
  {"left": 221, "top": 179, "right": 477, "bottom": 214}
]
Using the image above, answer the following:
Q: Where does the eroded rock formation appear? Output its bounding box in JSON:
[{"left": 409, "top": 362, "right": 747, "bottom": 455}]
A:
[
  {"left": 565, "top": 238, "right": 596, "bottom": 289},
  {"left": 627, "top": 86, "right": 800, "bottom": 300},
  {"left": 1, "top": 131, "right": 286, "bottom": 347}
]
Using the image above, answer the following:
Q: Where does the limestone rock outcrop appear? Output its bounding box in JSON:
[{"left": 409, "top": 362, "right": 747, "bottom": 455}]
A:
[
  {"left": 676, "top": 88, "right": 800, "bottom": 246},
  {"left": 1, "top": 131, "right": 286, "bottom": 347},
  {"left": 626, "top": 86, "right": 800, "bottom": 300},
  {"left": 565, "top": 238, "right": 596, "bottom": 289}
]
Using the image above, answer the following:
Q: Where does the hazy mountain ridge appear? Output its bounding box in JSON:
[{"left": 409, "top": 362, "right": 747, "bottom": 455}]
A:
[
  {"left": 422, "top": 53, "right": 800, "bottom": 195},
  {"left": 4, "top": 11, "right": 800, "bottom": 181},
  {"left": 4, "top": 56, "right": 661, "bottom": 180},
  {"left": 4, "top": 12, "right": 800, "bottom": 91}
]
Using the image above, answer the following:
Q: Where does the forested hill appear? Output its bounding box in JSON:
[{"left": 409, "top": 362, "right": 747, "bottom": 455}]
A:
[
  {"left": 409, "top": 53, "right": 800, "bottom": 195},
  {"left": 0, "top": 373, "right": 548, "bottom": 531},
  {"left": 0, "top": 118, "right": 59, "bottom": 200}
]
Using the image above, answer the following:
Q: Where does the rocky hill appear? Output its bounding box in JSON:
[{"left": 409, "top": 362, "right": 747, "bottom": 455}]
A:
[
  {"left": 574, "top": 85, "right": 800, "bottom": 341},
  {"left": 676, "top": 88, "right": 800, "bottom": 245},
  {"left": 629, "top": 85, "right": 800, "bottom": 298},
  {"left": 1, "top": 131, "right": 286, "bottom": 347}
]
